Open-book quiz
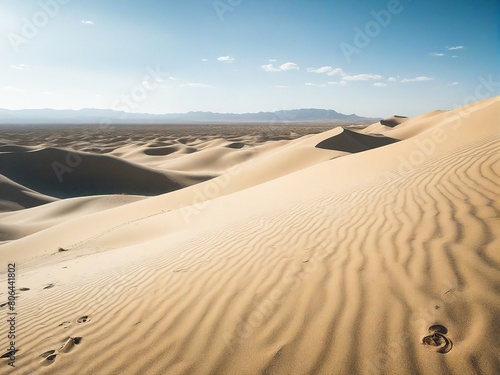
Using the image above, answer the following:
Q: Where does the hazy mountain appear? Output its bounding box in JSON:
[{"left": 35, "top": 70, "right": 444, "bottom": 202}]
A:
[{"left": 0, "top": 108, "right": 379, "bottom": 124}]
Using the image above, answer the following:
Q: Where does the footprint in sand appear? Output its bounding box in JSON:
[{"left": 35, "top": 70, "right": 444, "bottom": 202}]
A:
[
  {"left": 40, "top": 337, "right": 82, "bottom": 366},
  {"left": 422, "top": 324, "right": 453, "bottom": 354},
  {"left": 59, "top": 337, "right": 83, "bottom": 353},
  {"left": 77, "top": 315, "right": 91, "bottom": 323},
  {"left": 58, "top": 321, "right": 71, "bottom": 329},
  {"left": 1, "top": 350, "right": 18, "bottom": 359},
  {"left": 40, "top": 350, "right": 57, "bottom": 365}
]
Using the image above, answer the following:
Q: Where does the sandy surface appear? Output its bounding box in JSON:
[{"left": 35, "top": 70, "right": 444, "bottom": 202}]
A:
[{"left": 0, "top": 97, "right": 499, "bottom": 374}]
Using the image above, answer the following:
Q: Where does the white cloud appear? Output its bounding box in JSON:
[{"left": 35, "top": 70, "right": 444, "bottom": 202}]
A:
[
  {"left": 180, "top": 83, "right": 213, "bottom": 88},
  {"left": 448, "top": 82, "right": 459, "bottom": 86},
  {"left": 451, "top": 55, "right": 459, "bottom": 58},
  {"left": 280, "top": 62, "right": 299, "bottom": 71},
  {"left": 9, "top": 64, "right": 29, "bottom": 70},
  {"left": 342, "top": 73, "right": 382, "bottom": 81},
  {"left": 328, "top": 81, "right": 348, "bottom": 87},
  {"left": 327, "top": 68, "right": 346, "bottom": 76},
  {"left": 217, "top": 56, "right": 235, "bottom": 63},
  {"left": 447, "top": 45, "right": 464, "bottom": 50},
  {"left": 387, "top": 77, "right": 398, "bottom": 82},
  {"left": 305, "top": 67, "right": 382, "bottom": 86},
  {"left": 262, "top": 62, "right": 299, "bottom": 72},
  {"left": 261, "top": 64, "right": 280, "bottom": 72},
  {"left": 430, "top": 53, "right": 445, "bottom": 57},
  {"left": 269, "top": 59, "right": 277, "bottom": 62},
  {"left": 307, "top": 66, "right": 335, "bottom": 74},
  {"left": 2, "top": 86, "right": 24, "bottom": 93},
  {"left": 81, "top": 20, "right": 94, "bottom": 25},
  {"left": 307, "top": 67, "right": 380, "bottom": 81},
  {"left": 373, "top": 82, "right": 387, "bottom": 87},
  {"left": 275, "top": 85, "right": 288, "bottom": 89},
  {"left": 400, "top": 76, "right": 434, "bottom": 83},
  {"left": 305, "top": 83, "right": 327, "bottom": 87},
  {"left": 202, "top": 58, "right": 208, "bottom": 62}
]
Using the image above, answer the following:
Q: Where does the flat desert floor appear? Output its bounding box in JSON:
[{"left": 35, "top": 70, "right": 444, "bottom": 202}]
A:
[{"left": 0, "top": 97, "right": 499, "bottom": 374}]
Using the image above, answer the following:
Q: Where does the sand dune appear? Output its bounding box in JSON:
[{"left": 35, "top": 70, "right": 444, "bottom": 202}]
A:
[
  {"left": 0, "top": 194, "right": 144, "bottom": 242},
  {"left": 0, "top": 147, "right": 186, "bottom": 198},
  {"left": 380, "top": 115, "right": 409, "bottom": 127},
  {"left": 0, "top": 174, "right": 56, "bottom": 213},
  {"left": 315, "top": 127, "right": 399, "bottom": 153},
  {"left": 0, "top": 97, "right": 499, "bottom": 375}
]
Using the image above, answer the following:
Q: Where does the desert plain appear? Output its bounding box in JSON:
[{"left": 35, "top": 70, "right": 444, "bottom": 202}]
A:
[{"left": 0, "top": 96, "right": 499, "bottom": 374}]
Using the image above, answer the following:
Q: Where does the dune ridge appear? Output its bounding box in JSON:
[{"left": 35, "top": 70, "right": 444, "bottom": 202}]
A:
[{"left": 315, "top": 127, "right": 399, "bottom": 153}]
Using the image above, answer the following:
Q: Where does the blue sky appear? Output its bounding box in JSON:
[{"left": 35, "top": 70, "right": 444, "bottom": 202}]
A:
[{"left": 0, "top": 0, "right": 498, "bottom": 117}]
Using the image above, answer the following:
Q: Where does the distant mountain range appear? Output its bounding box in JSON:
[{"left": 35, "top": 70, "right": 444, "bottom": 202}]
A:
[{"left": 0, "top": 108, "right": 380, "bottom": 125}]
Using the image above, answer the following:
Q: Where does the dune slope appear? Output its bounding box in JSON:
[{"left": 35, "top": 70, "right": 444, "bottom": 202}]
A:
[
  {"left": 0, "top": 147, "right": 186, "bottom": 198},
  {"left": 0, "top": 97, "right": 498, "bottom": 375}
]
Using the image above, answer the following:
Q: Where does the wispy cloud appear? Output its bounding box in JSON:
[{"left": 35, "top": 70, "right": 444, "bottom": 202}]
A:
[
  {"left": 217, "top": 56, "right": 235, "bottom": 63},
  {"left": 373, "top": 82, "right": 387, "bottom": 87},
  {"left": 451, "top": 55, "right": 459, "bottom": 58},
  {"left": 180, "top": 83, "right": 213, "bottom": 88},
  {"left": 400, "top": 76, "right": 434, "bottom": 83},
  {"left": 275, "top": 85, "right": 288, "bottom": 89},
  {"left": 306, "top": 66, "right": 346, "bottom": 76},
  {"left": 307, "top": 66, "right": 335, "bottom": 74},
  {"left": 305, "top": 83, "right": 327, "bottom": 87},
  {"left": 269, "top": 59, "right": 277, "bottom": 62},
  {"left": 447, "top": 82, "right": 459, "bottom": 86},
  {"left": 9, "top": 64, "right": 29, "bottom": 70},
  {"left": 387, "top": 77, "right": 398, "bottom": 82},
  {"left": 202, "top": 58, "right": 208, "bottom": 62},
  {"left": 343, "top": 73, "right": 382, "bottom": 81},
  {"left": 306, "top": 66, "right": 382, "bottom": 86},
  {"left": 447, "top": 45, "right": 464, "bottom": 50},
  {"left": 262, "top": 62, "right": 299, "bottom": 72},
  {"left": 430, "top": 52, "right": 445, "bottom": 57},
  {"left": 327, "top": 81, "right": 348, "bottom": 87},
  {"left": 280, "top": 62, "right": 299, "bottom": 71},
  {"left": 308, "top": 66, "right": 381, "bottom": 81},
  {"left": 81, "top": 20, "right": 94, "bottom": 25},
  {"left": 2, "top": 86, "right": 24, "bottom": 93}
]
